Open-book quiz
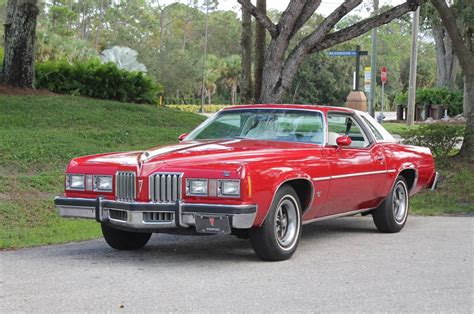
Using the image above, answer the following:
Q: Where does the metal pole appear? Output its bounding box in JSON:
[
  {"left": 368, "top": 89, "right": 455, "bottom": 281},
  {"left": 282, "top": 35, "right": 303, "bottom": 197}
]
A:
[
  {"left": 407, "top": 7, "right": 420, "bottom": 126},
  {"left": 381, "top": 83, "right": 385, "bottom": 123},
  {"left": 200, "top": 1, "right": 210, "bottom": 113},
  {"left": 369, "top": 0, "right": 379, "bottom": 117},
  {"left": 355, "top": 45, "right": 360, "bottom": 91}
]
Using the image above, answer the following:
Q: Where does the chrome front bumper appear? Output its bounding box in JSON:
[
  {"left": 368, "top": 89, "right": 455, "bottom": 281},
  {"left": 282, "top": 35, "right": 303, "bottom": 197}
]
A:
[{"left": 54, "top": 196, "right": 257, "bottom": 232}]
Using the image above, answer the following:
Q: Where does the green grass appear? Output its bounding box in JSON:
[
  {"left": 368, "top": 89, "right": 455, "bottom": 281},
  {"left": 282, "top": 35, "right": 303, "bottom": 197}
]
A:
[
  {"left": 410, "top": 160, "right": 474, "bottom": 215},
  {"left": 382, "top": 122, "right": 420, "bottom": 135},
  {"left": 0, "top": 95, "right": 205, "bottom": 249}
]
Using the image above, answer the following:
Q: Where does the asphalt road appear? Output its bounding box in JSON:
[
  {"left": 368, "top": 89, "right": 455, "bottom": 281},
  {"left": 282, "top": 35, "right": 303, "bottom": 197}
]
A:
[{"left": 1, "top": 216, "right": 472, "bottom": 312}]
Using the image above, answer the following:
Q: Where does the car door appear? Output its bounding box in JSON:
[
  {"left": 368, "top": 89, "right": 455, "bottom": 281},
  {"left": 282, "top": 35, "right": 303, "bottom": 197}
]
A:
[{"left": 322, "top": 112, "right": 388, "bottom": 217}]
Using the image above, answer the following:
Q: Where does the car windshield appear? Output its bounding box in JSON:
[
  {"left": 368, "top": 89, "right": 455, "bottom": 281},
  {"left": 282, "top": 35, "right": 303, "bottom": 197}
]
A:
[{"left": 186, "top": 109, "right": 324, "bottom": 144}]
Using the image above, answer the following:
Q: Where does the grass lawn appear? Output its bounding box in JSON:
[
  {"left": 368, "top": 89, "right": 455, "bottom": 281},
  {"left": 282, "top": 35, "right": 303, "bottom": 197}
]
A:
[
  {"left": 382, "top": 122, "right": 420, "bottom": 135},
  {"left": 0, "top": 95, "right": 205, "bottom": 249},
  {"left": 410, "top": 159, "right": 473, "bottom": 215},
  {"left": 0, "top": 97, "right": 471, "bottom": 249}
]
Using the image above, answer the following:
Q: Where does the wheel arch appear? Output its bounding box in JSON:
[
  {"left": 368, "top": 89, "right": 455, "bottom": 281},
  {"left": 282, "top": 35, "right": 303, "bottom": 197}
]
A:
[
  {"left": 397, "top": 168, "right": 418, "bottom": 194},
  {"left": 281, "top": 178, "right": 314, "bottom": 214}
]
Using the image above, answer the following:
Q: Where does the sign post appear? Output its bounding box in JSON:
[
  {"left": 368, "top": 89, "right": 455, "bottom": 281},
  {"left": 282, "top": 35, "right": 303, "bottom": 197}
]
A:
[
  {"left": 328, "top": 45, "right": 368, "bottom": 91},
  {"left": 378, "top": 66, "right": 388, "bottom": 123}
]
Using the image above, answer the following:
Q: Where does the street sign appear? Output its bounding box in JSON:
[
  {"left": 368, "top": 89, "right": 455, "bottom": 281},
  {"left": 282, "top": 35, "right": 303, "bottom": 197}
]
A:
[
  {"left": 381, "top": 66, "right": 388, "bottom": 84},
  {"left": 329, "top": 51, "right": 357, "bottom": 56},
  {"left": 328, "top": 51, "right": 369, "bottom": 57},
  {"left": 364, "top": 67, "right": 371, "bottom": 93}
]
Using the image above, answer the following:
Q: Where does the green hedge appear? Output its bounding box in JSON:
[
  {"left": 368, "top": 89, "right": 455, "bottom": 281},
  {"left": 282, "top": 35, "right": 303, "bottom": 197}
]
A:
[
  {"left": 399, "top": 123, "right": 464, "bottom": 160},
  {"left": 395, "top": 88, "right": 463, "bottom": 116},
  {"left": 35, "top": 60, "right": 163, "bottom": 104}
]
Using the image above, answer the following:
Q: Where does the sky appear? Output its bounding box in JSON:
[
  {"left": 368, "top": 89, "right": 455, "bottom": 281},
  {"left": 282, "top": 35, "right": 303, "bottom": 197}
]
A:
[{"left": 161, "top": 0, "right": 407, "bottom": 17}]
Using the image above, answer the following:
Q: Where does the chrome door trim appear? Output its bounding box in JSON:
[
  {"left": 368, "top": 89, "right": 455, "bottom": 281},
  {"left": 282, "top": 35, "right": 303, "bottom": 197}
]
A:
[
  {"left": 302, "top": 208, "right": 373, "bottom": 225},
  {"left": 312, "top": 169, "right": 396, "bottom": 181}
]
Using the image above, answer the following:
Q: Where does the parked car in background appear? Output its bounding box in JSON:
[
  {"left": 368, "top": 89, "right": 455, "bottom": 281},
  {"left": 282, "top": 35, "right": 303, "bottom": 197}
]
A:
[{"left": 55, "top": 105, "right": 438, "bottom": 261}]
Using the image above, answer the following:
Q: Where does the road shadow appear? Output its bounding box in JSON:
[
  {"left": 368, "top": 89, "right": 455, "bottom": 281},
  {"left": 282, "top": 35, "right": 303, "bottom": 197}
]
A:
[{"left": 27, "top": 216, "right": 382, "bottom": 265}]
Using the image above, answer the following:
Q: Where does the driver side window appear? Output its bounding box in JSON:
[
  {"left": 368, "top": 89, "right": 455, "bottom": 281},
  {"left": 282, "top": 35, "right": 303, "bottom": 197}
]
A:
[{"left": 327, "top": 113, "right": 370, "bottom": 148}]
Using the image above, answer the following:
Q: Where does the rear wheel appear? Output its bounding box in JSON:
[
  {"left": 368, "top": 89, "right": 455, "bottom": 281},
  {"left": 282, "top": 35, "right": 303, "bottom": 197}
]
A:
[
  {"left": 250, "top": 185, "right": 302, "bottom": 261},
  {"left": 101, "top": 224, "right": 151, "bottom": 250},
  {"left": 372, "top": 176, "right": 409, "bottom": 233}
]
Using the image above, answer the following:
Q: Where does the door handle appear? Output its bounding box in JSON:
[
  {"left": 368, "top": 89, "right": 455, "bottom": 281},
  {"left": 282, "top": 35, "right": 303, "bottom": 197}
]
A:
[{"left": 376, "top": 155, "right": 384, "bottom": 161}]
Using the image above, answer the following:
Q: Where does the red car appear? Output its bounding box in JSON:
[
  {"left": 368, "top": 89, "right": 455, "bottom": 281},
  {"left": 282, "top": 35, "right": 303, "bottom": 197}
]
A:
[{"left": 55, "top": 105, "right": 438, "bottom": 261}]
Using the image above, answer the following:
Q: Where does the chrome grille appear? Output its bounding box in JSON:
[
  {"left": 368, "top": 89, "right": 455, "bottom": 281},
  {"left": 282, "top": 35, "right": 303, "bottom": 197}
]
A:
[
  {"left": 149, "top": 173, "right": 182, "bottom": 203},
  {"left": 116, "top": 172, "right": 136, "bottom": 202},
  {"left": 143, "top": 212, "right": 174, "bottom": 222}
]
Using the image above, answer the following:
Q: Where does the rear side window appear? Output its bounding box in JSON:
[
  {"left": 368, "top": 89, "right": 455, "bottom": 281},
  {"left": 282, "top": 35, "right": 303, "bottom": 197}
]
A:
[
  {"left": 358, "top": 112, "right": 396, "bottom": 142},
  {"left": 361, "top": 116, "right": 383, "bottom": 140}
]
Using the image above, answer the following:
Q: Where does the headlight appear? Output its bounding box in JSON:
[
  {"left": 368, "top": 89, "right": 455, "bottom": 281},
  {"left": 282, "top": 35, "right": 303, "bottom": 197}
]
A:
[
  {"left": 218, "top": 179, "right": 240, "bottom": 197},
  {"left": 94, "top": 175, "right": 113, "bottom": 192},
  {"left": 66, "top": 174, "right": 85, "bottom": 190},
  {"left": 186, "top": 179, "right": 208, "bottom": 196}
]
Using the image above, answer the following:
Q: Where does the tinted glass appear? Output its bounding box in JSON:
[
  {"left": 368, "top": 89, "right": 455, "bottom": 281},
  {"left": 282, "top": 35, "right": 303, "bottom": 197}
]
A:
[{"left": 186, "top": 109, "right": 324, "bottom": 144}]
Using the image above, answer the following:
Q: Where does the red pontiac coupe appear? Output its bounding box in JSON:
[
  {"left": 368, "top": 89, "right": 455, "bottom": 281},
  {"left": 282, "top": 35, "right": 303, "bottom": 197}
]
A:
[{"left": 55, "top": 105, "right": 438, "bottom": 261}]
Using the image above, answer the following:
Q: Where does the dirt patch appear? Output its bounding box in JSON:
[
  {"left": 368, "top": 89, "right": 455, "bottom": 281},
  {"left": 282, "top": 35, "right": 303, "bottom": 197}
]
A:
[{"left": 0, "top": 84, "right": 57, "bottom": 96}]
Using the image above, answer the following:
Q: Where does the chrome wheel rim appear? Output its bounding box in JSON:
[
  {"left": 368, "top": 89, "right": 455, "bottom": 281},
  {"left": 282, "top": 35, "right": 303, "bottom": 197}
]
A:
[
  {"left": 274, "top": 197, "right": 299, "bottom": 249},
  {"left": 393, "top": 182, "right": 408, "bottom": 224}
]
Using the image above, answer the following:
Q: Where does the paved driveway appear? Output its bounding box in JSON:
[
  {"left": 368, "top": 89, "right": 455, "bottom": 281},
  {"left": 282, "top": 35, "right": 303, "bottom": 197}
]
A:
[{"left": 1, "top": 216, "right": 472, "bottom": 312}]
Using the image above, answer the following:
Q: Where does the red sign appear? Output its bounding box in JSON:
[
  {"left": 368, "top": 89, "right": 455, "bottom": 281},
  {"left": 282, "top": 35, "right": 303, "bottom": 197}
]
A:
[{"left": 381, "top": 66, "right": 388, "bottom": 84}]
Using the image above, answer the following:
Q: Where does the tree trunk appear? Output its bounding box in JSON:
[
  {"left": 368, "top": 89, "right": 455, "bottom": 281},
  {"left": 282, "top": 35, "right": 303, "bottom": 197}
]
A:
[
  {"left": 254, "top": 0, "right": 266, "bottom": 102},
  {"left": 240, "top": 6, "right": 252, "bottom": 104},
  {"left": 2, "top": 0, "right": 39, "bottom": 88},
  {"left": 51, "top": 0, "right": 57, "bottom": 32},
  {"left": 459, "top": 73, "right": 473, "bottom": 160},
  {"left": 95, "top": 0, "right": 104, "bottom": 51},
  {"left": 433, "top": 23, "right": 458, "bottom": 89}
]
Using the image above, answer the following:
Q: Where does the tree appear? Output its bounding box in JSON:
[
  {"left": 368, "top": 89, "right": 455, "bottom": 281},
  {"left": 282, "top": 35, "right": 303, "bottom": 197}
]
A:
[
  {"left": 221, "top": 55, "right": 240, "bottom": 105},
  {"left": 238, "top": 0, "right": 424, "bottom": 103},
  {"left": 430, "top": 0, "right": 473, "bottom": 159},
  {"left": 1, "top": 0, "right": 38, "bottom": 87},
  {"left": 254, "top": 0, "right": 266, "bottom": 101},
  {"left": 240, "top": 6, "right": 252, "bottom": 104},
  {"left": 421, "top": 3, "right": 459, "bottom": 89}
]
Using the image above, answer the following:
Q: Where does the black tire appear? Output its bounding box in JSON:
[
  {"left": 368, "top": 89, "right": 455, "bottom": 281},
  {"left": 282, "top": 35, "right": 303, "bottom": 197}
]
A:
[
  {"left": 101, "top": 224, "right": 151, "bottom": 250},
  {"left": 372, "top": 176, "right": 409, "bottom": 233},
  {"left": 231, "top": 228, "right": 250, "bottom": 239},
  {"left": 250, "top": 185, "right": 302, "bottom": 261}
]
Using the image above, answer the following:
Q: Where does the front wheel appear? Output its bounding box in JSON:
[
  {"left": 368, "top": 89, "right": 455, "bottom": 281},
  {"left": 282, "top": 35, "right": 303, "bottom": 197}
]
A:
[
  {"left": 250, "top": 185, "right": 302, "bottom": 261},
  {"left": 101, "top": 224, "right": 151, "bottom": 250},
  {"left": 372, "top": 176, "right": 409, "bottom": 233}
]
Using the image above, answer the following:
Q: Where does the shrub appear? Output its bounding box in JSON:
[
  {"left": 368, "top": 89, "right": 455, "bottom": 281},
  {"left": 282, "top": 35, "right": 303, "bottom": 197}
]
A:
[
  {"left": 399, "top": 123, "right": 464, "bottom": 160},
  {"left": 395, "top": 88, "right": 463, "bottom": 116},
  {"left": 35, "top": 60, "right": 163, "bottom": 104}
]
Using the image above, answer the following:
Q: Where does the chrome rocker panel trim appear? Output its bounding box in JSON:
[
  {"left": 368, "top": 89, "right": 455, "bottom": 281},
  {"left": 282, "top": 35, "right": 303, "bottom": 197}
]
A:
[{"left": 54, "top": 196, "right": 257, "bottom": 231}]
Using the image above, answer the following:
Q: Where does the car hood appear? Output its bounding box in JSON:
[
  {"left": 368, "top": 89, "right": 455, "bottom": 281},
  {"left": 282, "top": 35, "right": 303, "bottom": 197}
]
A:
[{"left": 72, "top": 139, "right": 320, "bottom": 171}]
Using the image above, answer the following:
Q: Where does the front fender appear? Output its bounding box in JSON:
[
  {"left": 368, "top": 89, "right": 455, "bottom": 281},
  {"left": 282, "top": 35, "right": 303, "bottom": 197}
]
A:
[{"left": 249, "top": 166, "right": 312, "bottom": 227}]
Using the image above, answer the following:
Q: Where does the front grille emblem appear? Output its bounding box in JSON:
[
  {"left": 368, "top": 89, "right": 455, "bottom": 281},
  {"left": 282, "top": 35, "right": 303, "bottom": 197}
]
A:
[{"left": 138, "top": 179, "right": 143, "bottom": 195}]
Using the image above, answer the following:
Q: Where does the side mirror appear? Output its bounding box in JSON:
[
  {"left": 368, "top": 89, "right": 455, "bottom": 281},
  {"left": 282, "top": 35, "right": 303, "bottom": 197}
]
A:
[
  {"left": 336, "top": 135, "right": 352, "bottom": 147},
  {"left": 178, "top": 133, "right": 188, "bottom": 142}
]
